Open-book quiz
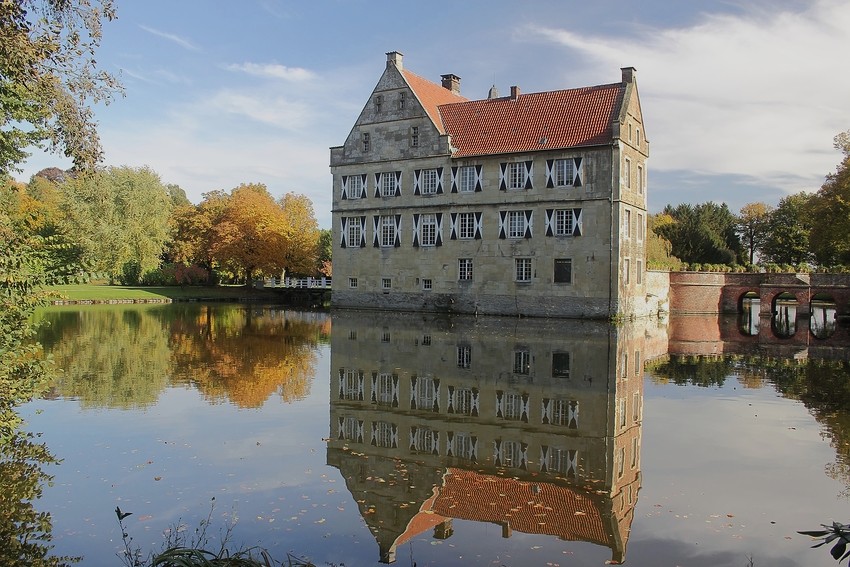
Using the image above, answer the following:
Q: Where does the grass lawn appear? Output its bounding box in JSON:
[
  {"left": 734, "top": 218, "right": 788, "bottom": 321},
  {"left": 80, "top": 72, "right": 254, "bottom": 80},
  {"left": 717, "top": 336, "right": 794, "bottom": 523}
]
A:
[{"left": 49, "top": 284, "right": 281, "bottom": 302}]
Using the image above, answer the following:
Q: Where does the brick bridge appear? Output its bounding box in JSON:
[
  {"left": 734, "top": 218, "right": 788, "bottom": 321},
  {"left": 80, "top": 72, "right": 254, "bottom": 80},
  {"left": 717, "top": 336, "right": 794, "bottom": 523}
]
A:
[{"left": 667, "top": 271, "right": 850, "bottom": 347}]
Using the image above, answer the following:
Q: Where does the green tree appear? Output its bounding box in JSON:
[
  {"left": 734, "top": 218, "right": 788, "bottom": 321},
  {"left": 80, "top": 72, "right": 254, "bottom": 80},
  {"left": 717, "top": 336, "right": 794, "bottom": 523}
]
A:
[
  {"left": 736, "top": 202, "right": 772, "bottom": 265},
  {"left": 646, "top": 213, "right": 681, "bottom": 270},
  {"left": 60, "top": 166, "right": 172, "bottom": 280},
  {"left": 760, "top": 192, "right": 814, "bottom": 266},
  {"left": 316, "top": 228, "right": 332, "bottom": 276},
  {"left": 0, "top": 0, "right": 122, "bottom": 173},
  {"left": 808, "top": 132, "right": 850, "bottom": 266},
  {"left": 654, "top": 202, "right": 743, "bottom": 265}
]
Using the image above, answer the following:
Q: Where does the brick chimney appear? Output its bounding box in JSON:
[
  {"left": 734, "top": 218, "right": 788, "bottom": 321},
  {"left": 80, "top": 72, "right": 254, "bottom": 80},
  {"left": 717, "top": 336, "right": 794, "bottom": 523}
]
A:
[
  {"left": 510, "top": 85, "right": 520, "bottom": 100},
  {"left": 386, "top": 51, "right": 403, "bottom": 70},
  {"left": 621, "top": 66, "right": 636, "bottom": 84},
  {"left": 441, "top": 73, "right": 461, "bottom": 95}
]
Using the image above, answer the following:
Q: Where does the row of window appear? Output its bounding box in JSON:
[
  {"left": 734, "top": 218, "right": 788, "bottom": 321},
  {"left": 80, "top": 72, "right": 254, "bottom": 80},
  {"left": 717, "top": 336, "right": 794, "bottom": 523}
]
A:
[
  {"left": 347, "top": 257, "right": 574, "bottom": 288},
  {"left": 337, "top": 415, "right": 585, "bottom": 476},
  {"left": 339, "top": 208, "right": 583, "bottom": 248},
  {"left": 339, "top": 158, "right": 585, "bottom": 199}
]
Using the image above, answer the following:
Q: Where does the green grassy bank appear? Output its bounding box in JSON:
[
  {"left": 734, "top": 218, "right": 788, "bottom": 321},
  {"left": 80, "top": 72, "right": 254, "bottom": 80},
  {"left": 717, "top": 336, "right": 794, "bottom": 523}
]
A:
[{"left": 48, "top": 284, "right": 282, "bottom": 303}]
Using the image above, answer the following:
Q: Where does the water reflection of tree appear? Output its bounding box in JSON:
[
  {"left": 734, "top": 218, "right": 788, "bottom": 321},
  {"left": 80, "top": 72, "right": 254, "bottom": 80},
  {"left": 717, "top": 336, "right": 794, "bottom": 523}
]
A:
[
  {"left": 169, "top": 305, "right": 321, "bottom": 407},
  {"left": 647, "top": 355, "right": 734, "bottom": 387},
  {"left": 38, "top": 305, "right": 326, "bottom": 409},
  {"left": 0, "top": 432, "right": 77, "bottom": 566},
  {"left": 650, "top": 354, "right": 850, "bottom": 497},
  {"left": 38, "top": 307, "right": 172, "bottom": 409}
]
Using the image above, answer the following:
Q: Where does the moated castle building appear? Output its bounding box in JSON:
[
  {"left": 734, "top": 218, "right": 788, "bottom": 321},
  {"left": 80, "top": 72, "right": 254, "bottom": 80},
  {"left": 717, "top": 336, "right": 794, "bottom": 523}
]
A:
[{"left": 330, "top": 52, "right": 650, "bottom": 318}]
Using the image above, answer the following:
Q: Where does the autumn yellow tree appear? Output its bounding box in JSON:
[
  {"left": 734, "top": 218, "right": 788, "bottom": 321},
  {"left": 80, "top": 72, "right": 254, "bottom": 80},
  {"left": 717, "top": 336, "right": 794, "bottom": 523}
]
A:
[
  {"left": 210, "top": 183, "right": 291, "bottom": 284},
  {"left": 278, "top": 192, "right": 319, "bottom": 276}
]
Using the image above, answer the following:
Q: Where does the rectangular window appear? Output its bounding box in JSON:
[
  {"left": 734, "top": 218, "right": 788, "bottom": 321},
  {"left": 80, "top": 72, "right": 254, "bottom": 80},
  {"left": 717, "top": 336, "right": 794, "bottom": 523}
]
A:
[
  {"left": 637, "top": 213, "right": 644, "bottom": 241},
  {"left": 554, "top": 158, "right": 574, "bottom": 187},
  {"left": 503, "top": 394, "right": 523, "bottom": 421},
  {"left": 414, "top": 376, "right": 435, "bottom": 410},
  {"left": 342, "top": 370, "right": 360, "bottom": 400},
  {"left": 554, "top": 259, "right": 572, "bottom": 284},
  {"left": 374, "top": 95, "right": 383, "bottom": 112},
  {"left": 458, "top": 258, "right": 473, "bottom": 281},
  {"left": 457, "top": 345, "right": 471, "bottom": 369},
  {"left": 458, "top": 212, "right": 476, "bottom": 239},
  {"left": 624, "top": 158, "right": 631, "bottom": 188},
  {"left": 421, "top": 168, "right": 438, "bottom": 194},
  {"left": 632, "top": 391, "right": 641, "bottom": 421},
  {"left": 623, "top": 258, "right": 630, "bottom": 285},
  {"left": 637, "top": 259, "right": 643, "bottom": 284},
  {"left": 624, "top": 209, "right": 632, "bottom": 239},
  {"left": 513, "top": 350, "right": 530, "bottom": 375},
  {"left": 515, "top": 258, "right": 532, "bottom": 282},
  {"left": 458, "top": 165, "right": 476, "bottom": 192},
  {"left": 422, "top": 334, "right": 431, "bottom": 346},
  {"left": 508, "top": 210, "right": 526, "bottom": 238},
  {"left": 422, "top": 278, "right": 432, "bottom": 291},
  {"left": 420, "top": 213, "right": 437, "bottom": 246},
  {"left": 454, "top": 389, "right": 474, "bottom": 415},
  {"left": 552, "top": 352, "right": 570, "bottom": 378},
  {"left": 508, "top": 162, "right": 526, "bottom": 190},
  {"left": 350, "top": 175, "right": 364, "bottom": 199},
  {"left": 381, "top": 173, "right": 396, "bottom": 197},
  {"left": 348, "top": 330, "right": 357, "bottom": 340},
  {"left": 381, "top": 330, "right": 391, "bottom": 343},
  {"left": 451, "top": 431, "right": 476, "bottom": 459},
  {"left": 380, "top": 215, "right": 396, "bottom": 247},
  {"left": 552, "top": 399, "right": 578, "bottom": 428},
  {"left": 348, "top": 277, "right": 358, "bottom": 288},
  {"left": 398, "top": 91, "right": 405, "bottom": 109},
  {"left": 637, "top": 165, "right": 644, "bottom": 195},
  {"left": 554, "top": 209, "right": 574, "bottom": 236},
  {"left": 552, "top": 448, "right": 578, "bottom": 478},
  {"left": 382, "top": 277, "right": 391, "bottom": 290},
  {"left": 411, "top": 427, "right": 438, "bottom": 454},
  {"left": 636, "top": 128, "right": 641, "bottom": 148},
  {"left": 362, "top": 133, "right": 370, "bottom": 152},
  {"left": 377, "top": 374, "right": 393, "bottom": 406},
  {"left": 347, "top": 221, "right": 361, "bottom": 247},
  {"left": 411, "top": 126, "right": 419, "bottom": 148},
  {"left": 374, "top": 421, "right": 394, "bottom": 447}
]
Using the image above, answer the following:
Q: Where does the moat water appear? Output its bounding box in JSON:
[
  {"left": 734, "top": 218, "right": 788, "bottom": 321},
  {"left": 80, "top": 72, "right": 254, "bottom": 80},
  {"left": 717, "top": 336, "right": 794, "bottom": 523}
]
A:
[{"left": 13, "top": 303, "right": 850, "bottom": 566}]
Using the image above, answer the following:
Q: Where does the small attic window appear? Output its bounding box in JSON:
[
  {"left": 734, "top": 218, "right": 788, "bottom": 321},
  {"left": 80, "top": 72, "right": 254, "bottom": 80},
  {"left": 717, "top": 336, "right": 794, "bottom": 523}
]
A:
[
  {"left": 398, "top": 92, "right": 405, "bottom": 110},
  {"left": 375, "top": 95, "right": 383, "bottom": 112},
  {"left": 362, "top": 133, "right": 371, "bottom": 152}
]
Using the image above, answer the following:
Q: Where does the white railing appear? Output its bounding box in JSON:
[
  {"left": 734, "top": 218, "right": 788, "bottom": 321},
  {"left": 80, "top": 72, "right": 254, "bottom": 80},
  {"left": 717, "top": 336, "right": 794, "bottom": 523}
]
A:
[{"left": 260, "top": 277, "right": 332, "bottom": 289}]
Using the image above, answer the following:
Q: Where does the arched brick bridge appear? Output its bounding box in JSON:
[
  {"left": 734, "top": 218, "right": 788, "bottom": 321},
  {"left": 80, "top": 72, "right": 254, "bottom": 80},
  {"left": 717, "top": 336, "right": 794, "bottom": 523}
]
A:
[{"left": 669, "top": 272, "right": 850, "bottom": 317}]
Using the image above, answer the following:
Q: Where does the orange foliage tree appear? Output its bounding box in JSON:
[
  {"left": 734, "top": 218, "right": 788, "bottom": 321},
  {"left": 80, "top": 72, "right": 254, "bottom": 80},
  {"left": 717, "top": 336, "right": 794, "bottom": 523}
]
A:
[{"left": 168, "top": 184, "right": 320, "bottom": 283}]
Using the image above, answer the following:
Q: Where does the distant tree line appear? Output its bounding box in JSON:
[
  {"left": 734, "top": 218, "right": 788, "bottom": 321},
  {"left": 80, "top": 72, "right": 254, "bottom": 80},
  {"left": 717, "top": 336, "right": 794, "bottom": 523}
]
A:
[
  {"left": 1, "top": 167, "right": 330, "bottom": 286},
  {"left": 649, "top": 130, "right": 850, "bottom": 272}
]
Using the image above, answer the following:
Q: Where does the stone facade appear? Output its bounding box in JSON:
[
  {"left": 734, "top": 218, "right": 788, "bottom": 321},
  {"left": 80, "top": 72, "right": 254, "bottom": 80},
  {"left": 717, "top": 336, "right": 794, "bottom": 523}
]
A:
[{"left": 330, "top": 52, "right": 649, "bottom": 319}]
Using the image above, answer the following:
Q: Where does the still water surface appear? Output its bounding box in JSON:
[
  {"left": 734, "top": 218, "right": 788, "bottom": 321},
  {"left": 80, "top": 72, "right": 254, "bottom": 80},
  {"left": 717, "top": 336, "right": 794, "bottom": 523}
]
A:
[{"left": 15, "top": 303, "right": 850, "bottom": 566}]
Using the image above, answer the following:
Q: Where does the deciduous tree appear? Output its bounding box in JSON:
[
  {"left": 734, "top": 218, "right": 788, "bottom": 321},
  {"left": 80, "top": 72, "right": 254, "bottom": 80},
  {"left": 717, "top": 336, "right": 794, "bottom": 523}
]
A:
[
  {"left": 809, "top": 131, "right": 850, "bottom": 266},
  {"left": 654, "top": 202, "right": 743, "bottom": 265},
  {"left": 760, "top": 192, "right": 814, "bottom": 266},
  {"left": 737, "top": 202, "right": 772, "bottom": 265},
  {"left": 278, "top": 192, "right": 319, "bottom": 276},
  {"left": 0, "top": 0, "right": 122, "bottom": 173},
  {"left": 60, "top": 166, "right": 172, "bottom": 279}
]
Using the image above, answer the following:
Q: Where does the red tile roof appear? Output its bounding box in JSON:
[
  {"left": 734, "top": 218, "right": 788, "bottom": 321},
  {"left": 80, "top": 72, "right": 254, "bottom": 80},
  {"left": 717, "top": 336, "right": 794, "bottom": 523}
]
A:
[
  {"left": 401, "top": 69, "right": 468, "bottom": 134},
  {"left": 439, "top": 84, "right": 625, "bottom": 157},
  {"left": 402, "top": 68, "right": 625, "bottom": 157}
]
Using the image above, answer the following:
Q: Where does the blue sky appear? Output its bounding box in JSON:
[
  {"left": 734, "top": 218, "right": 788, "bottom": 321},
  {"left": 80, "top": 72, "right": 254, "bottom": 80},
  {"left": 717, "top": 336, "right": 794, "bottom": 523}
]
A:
[{"left": 13, "top": 0, "right": 849, "bottom": 228}]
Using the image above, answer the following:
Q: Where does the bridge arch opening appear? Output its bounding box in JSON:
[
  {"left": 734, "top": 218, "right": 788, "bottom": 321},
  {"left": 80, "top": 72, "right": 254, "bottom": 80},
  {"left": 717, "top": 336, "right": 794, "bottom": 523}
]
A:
[
  {"left": 738, "top": 291, "right": 760, "bottom": 336},
  {"left": 772, "top": 292, "right": 798, "bottom": 338},
  {"left": 811, "top": 293, "right": 837, "bottom": 339}
]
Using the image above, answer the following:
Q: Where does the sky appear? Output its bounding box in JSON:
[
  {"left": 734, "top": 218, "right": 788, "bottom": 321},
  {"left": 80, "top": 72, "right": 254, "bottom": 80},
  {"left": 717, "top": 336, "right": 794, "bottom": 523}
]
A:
[{"left": 12, "top": 0, "right": 849, "bottom": 228}]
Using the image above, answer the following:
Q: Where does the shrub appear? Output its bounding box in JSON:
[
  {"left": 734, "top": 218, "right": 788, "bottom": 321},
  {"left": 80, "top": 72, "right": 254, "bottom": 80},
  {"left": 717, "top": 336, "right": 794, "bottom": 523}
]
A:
[{"left": 119, "top": 261, "right": 142, "bottom": 286}]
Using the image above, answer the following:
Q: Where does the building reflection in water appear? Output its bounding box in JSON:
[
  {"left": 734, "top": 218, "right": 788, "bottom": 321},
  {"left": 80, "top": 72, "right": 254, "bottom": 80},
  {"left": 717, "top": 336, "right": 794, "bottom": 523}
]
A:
[{"left": 327, "top": 310, "right": 667, "bottom": 564}]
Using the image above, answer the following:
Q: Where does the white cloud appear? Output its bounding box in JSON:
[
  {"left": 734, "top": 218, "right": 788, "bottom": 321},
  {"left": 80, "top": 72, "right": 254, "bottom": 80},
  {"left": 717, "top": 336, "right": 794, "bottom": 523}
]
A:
[
  {"left": 139, "top": 24, "right": 201, "bottom": 52},
  {"left": 204, "top": 90, "right": 313, "bottom": 130},
  {"left": 225, "top": 62, "right": 315, "bottom": 82},
  {"left": 528, "top": 0, "right": 850, "bottom": 199}
]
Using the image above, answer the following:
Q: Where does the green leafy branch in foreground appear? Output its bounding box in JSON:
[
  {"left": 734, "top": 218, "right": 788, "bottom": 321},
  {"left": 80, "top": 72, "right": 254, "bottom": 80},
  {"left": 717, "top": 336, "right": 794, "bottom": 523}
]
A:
[
  {"left": 115, "top": 501, "right": 319, "bottom": 567},
  {"left": 799, "top": 522, "right": 850, "bottom": 562}
]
